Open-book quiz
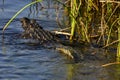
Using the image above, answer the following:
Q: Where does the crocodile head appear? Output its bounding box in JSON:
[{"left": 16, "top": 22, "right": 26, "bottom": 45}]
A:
[
  {"left": 20, "top": 17, "right": 55, "bottom": 43},
  {"left": 20, "top": 17, "right": 31, "bottom": 31}
]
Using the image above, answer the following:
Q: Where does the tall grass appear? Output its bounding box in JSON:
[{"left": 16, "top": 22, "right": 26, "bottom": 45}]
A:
[
  {"left": 65, "top": 0, "right": 120, "bottom": 60},
  {"left": 68, "top": 0, "right": 91, "bottom": 42}
]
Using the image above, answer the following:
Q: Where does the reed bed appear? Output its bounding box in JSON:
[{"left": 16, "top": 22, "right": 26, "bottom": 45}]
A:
[{"left": 55, "top": 0, "right": 120, "bottom": 60}]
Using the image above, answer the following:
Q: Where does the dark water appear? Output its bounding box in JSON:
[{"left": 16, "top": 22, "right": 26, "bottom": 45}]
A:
[{"left": 0, "top": 0, "right": 120, "bottom": 80}]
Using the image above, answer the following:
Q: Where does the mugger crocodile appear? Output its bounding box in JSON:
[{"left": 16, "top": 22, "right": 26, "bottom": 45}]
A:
[
  {"left": 20, "top": 17, "right": 58, "bottom": 43},
  {"left": 20, "top": 17, "right": 85, "bottom": 62}
]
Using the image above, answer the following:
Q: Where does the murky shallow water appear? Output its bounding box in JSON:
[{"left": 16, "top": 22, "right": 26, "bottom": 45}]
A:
[{"left": 0, "top": 0, "right": 120, "bottom": 80}]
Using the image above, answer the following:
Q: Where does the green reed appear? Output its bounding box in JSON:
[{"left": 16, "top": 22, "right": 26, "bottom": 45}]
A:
[
  {"left": 65, "top": 0, "right": 120, "bottom": 60},
  {"left": 117, "top": 15, "right": 120, "bottom": 61},
  {"left": 69, "top": 0, "right": 80, "bottom": 42},
  {"left": 67, "top": 0, "right": 119, "bottom": 45},
  {"left": 68, "top": 0, "right": 90, "bottom": 42},
  {"left": 106, "top": 4, "right": 120, "bottom": 45}
]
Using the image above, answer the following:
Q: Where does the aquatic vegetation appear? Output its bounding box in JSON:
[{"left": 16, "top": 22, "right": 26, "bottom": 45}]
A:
[
  {"left": 56, "top": 0, "right": 120, "bottom": 60},
  {"left": 66, "top": 0, "right": 120, "bottom": 57}
]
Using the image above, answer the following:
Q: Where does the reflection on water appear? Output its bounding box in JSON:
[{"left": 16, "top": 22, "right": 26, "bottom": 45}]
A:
[{"left": 1, "top": 0, "right": 120, "bottom": 80}]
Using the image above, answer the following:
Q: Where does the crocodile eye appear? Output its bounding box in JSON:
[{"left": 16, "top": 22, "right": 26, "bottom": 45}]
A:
[{"left": 20, "top": 20, "right": 23, "bottom": 23}]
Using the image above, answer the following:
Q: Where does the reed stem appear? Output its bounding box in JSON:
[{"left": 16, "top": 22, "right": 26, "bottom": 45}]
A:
[{"left": 117, "top": 15, "right": 120, "bottom": 61}]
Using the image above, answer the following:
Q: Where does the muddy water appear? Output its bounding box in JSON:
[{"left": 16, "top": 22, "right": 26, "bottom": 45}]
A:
[{"left": 0, "top": 0, "right": 120, "bottom": 80}]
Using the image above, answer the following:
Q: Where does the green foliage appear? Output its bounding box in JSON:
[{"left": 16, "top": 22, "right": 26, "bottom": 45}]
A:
[
  {"left": 68, "top": 0, "right": 98, "bottom": 42},
  {"left": 63, "top": 0, "right": 120, "bottom": 60}
]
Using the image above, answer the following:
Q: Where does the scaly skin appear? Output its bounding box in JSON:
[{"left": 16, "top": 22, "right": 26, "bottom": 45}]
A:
[{"left": 20, "top": 17, "right": 56, "bottom": 42}]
